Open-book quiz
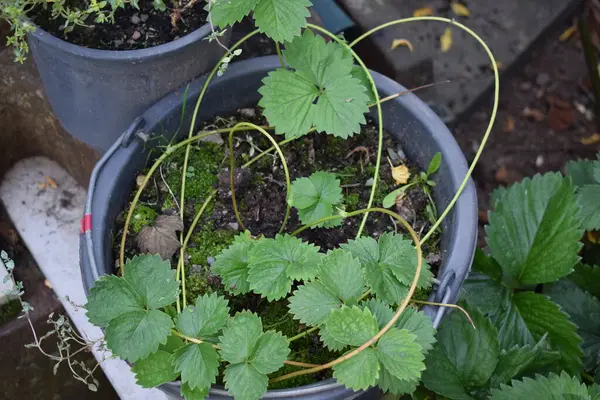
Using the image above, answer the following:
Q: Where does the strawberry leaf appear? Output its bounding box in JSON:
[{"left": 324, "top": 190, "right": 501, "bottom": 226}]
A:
[
  {"left": 131, "top": 350, "right": 178, "bottom": 388},
  {"left": 325, "top": 305, "right": 378, "bottom": 347},
  {"left": 247, "top": 234, "right": 322, "bottom": 300},
  {"left": 570, "top": 263, "right": 600, "bottom": 298},
  {"left": 180, "top": 382, "right": 209, "bottom": 400},
  {"left": 212, "top": 231, "right": 255, "bottom": 295},
  {"left": 258, "top": 30, "right": 369, "bottom": 139},
  {"left": 253, "top": 0, "right": 312, "bottom": 43},
  {"left": 341, "top": 232, "right": 433, "bottom": 305},
  {"left": 332, "top": 348, "right": 380, "bottom": 390},
  {"left": 173, "top": 343, "right": 219, "bottom": 391},
  {"left": 219, "top": 312, "right": 290, "bottom": 400},
  {"left": 210, "top": 0, "right": 260, "bottom": 27},
  {"left": 288, "top": 282, "right": 341, "bottom": 326},
  {"left": 489, "top": 372, "right": 591, "bottom": 400},
  {"left": 176, "top": 293, "right": 229, "bottom": 339},
  {"left": 486, "top": 173, "right": 583, "bottom": 286},
  {"left": 288, "top": 171, "right": 343, "bottom": 227},
  {"left": 376, "top": 328, "right": 425, "bottom": 382},
  {"left": 85, "top": 255, "right": 178, "bottom": 362}
]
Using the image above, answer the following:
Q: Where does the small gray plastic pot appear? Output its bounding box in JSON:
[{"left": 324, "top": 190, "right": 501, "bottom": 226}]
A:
[
  {"left": 27, "top": 23, "right": 229, "bottom": 154},
  {"left": 80, "top": 56, "right": 477, "bottom": 399}
]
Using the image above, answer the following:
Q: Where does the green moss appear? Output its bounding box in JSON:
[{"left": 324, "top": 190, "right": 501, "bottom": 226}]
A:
[
  {"left": 345, "top": 193, "right": 360, "bottom": 209},
  {"left": 0, "top": 299, "right": 21, "bottom": 325},
  {"left": 164, "top": 142, "right": 222, "bottom": 202},
  {"left": 184, "top": 266, "right": 226, "bottom": 305},
  {"left": 412, "top": 285, "right": 432, "bottom": 302},
  {"left": 187, "top": 225, "right": 236, "bottom": 266},
  {"left": 130, "top": 204, "right": 158, "bottom": 234},
  {"left": 338, "top": 164, "right": 361, "bottom": 185}
]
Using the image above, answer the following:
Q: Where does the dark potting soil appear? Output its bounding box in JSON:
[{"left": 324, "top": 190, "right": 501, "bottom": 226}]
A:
[
  {"left": 30, "top": 1, "right": 208, "bottom": 50},
  {"left": 114, "top": 107, "right": 442, "bottom": 387}
]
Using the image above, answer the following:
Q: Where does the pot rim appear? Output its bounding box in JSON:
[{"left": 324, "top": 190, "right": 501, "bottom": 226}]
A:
[{"left": 27, "top": 18, "right": 213, "bottom": 61}]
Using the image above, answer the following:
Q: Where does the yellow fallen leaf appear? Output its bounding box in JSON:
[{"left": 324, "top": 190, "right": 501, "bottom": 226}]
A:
[
  {"left": 391, "top": 38, "right": 414, "bottom": 52},
  {"left": 588, "top": 231, "right": 598, "bottom": 244},
  {"left": 389, "top": 160, "right": 410, "bottom": 185},
  {"left": 451, "top": 2, "right": 470, "bottom": 17},
  {"left": 440, "top": 28, "right": 452, "bottom": 52},
  {"left": 559, "top": 24, "right": 577, "bottom": 42},
  {"left": 580, "top": 133, "right": 600, "bottom": 145},
  {"left": 413, "top": 6, "right": 433, "bottom": 17},
  {"left": 46, "top": 176, "right": 58, "bottom": 189}
]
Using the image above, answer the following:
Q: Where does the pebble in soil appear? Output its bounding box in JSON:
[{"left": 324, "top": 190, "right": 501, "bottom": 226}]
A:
[{"left": 115, "top": 107, "right": 442, "bottom": 387}]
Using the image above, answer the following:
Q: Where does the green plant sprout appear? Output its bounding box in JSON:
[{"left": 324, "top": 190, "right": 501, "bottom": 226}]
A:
[{"left": 80, "top": 3, "right": 504, "bottom": 399}]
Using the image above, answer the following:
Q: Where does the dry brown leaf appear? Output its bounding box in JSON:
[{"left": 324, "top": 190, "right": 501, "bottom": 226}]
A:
[
  {"left": 588, "top": 231, "right": 598, "bottom": 244},
  {"left": 581, "top": 133, "right": 600, "bottom": 145},
  {"left": 390, "top": 162, "right": 410, "bottom": 185},
  {"left": 503, "top": 116, "right": 515, "bottom": 133},
  {"left": 413, "top": 7, "right": 433, "bottom": 17},
  {"left": 478, "top": 210, "right": 489, "bottom": 224},
  {"left": 440, "top": 28, "right": 452, "bottom": 52},
  {"left": 559, "top": 24, "right": 577, "bottom": 42},
  {"left": 136, "top": 214, "right": 184, "bottom": 260},
  {"left": 548, "top": 104, "right": 574, "bottom": 132},
  {"left": 391, "top": 38, "right": 414, "bottom": 52},
  {"left": 522, "top": 107, "right": 545, "bottom": 122},
  {"left": 136, "top": 174, "right": 146, "bottom": 188},
  {"left": 451, "top": 2, "right": 470, "bottom": 17},
  {"left": 46, "top": 177, "right": 58, "bottom": 189}
]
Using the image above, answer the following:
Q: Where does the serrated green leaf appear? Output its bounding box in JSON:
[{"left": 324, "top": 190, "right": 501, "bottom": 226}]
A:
[
  {"left": 122, "top": 254, "right": 180, "bottom": 309},
  {"left": 219, "top": 311, "right": 262, "bottom": 364},
  {"left": 486, "top": 173, "right": 583, "bottom": 285},
  {"left": 253, "top": 0, "right": 311, "bottom": 42},
  {"left": 567, "top": 158, "right": 600, "bottom": 187},
  {"left": 362, "top": 299, "right": 436, "bottom": 354},
  {"left": 177, "top": 293, "right": 229, "bottom": 338},
  {"left": 318, "top": 249, "right": 365, "bottom": 302},
  {"left": 212, "top": 232, "right": 254, "bottom": 294},
  {"left": 173, "top": 343, "right": 219, "bottom": 390},
  {"left": 288, "top": 171, "right": 343, "bottom": 227},
  {"left": 350, "top": 65, "right": 377, "bottom": 103},
  {"left": 472, "top": 248, "right": 503, "bottom": 281},
  {"left": 181, "top": 382, "right": 209, "bottom": 400},
  {"left": 319, "top": 323, "right": 348, "bottom": 351},
  {"left": 224, "top": 363, "right": 268, "bottom": 400},
  {"left": 488, "top": 336, "right": 555, "bottom": 388},
  {"left": 132, "top": 350, "right": 178, "bottom": 388},
  {"left": 105, "top": 309, "right": 174, "bottom": 362},
  {"left": 325, "top": 306, "right": 378, "bottom": 347},
  {"left": 86, "top": 275, "right": 142, "bottom": 327},
  {"left": 422, "top": 302, "right": 499, "bottom": 400},
  {"left": 427, "top": 152, "right": 442, "bottom": 177},
  {"left": 546, "top": 279, "right": 600, "bottom": 371},
  {"left": 249, "top": 331, "right": 290, "bottom": 374},
  {"left": 577, "top": 185, "right": 600, "bottom": 231},
  {"left": 570, "top": 263, "right": 600, "bottom": 298},
  {"left": 590, "top": 383, "right": 600, "bottom": 400},
  {"left": 464, "top": 277, "right": 584, "bottom": 375},
  {"left": 332, "top": 348, "right": 380, "bottom": 390},
  {"left": 342, "top": 232, "right": 432, "bottom": 305},
  {"left": 258, "top": 30, "right": 369, "bottom": 139},
  {"left": 288, "top": 282, "right": 341, "bottom": 326},
  {"left": 248, "top": 234, "right": 322, "bottom": 300},
  {"left": 489, "top": 372, "right": 591, "bottom": 400},
  {"left": 211, "top": 0, "right": 260, "bottom": 28},
  {"left": 378, "top": 366, "right": 419, "bottom": 396},
  {"left": 160, "top": 334, "right": 185, "bottom": 353},
  {"left": 376, "top": 328, "right": 425, "bottom": 382},
  {"left": 176, "top": 293, "right": 230, "bottom": 338}
]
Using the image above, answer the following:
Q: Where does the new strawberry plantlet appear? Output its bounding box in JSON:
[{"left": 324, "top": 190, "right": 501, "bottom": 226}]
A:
[{"left": 80, "top": 4, "right": 502, "bottom": 400}]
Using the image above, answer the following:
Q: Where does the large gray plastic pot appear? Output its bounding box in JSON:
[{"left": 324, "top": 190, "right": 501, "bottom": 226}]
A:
[
  {"left": 80, "top": 56, "right": 477, "bottom": 399},
  {"left": 27, "top": 24, "right": 229, "bottom": 153}
]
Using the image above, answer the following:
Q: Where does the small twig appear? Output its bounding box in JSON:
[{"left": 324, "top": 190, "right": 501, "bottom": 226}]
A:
[
  {"left": 340, "top": 183, "right": 361, "bottom": 188},
  {"left": 410, "top": 299, "right": 475, "bottom": 329}
]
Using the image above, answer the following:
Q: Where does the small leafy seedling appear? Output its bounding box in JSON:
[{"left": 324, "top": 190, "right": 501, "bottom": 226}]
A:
[{"left": 287, "top": 171, "right": 344, "bottom": 228}]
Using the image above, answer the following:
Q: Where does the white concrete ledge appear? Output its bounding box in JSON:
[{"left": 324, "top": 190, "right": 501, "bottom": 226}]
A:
[{"left": 0, "top": 157, "right": 168, "bottom": 400}]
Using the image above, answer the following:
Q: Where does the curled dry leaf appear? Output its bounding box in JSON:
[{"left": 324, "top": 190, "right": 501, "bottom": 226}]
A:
[
  {"left": 413, "top": 7, "right": 433, "bottom": 17},
  {"left": 581, "top": 133, "right": 600, "bottom": 145},
  {"left": 559, "top": 24, "right": 577, "bottom": 42},
  {"left": 390, "top": 162, "right": 410, "bottom": 185},
  {"left": 548, "top": 103, "right": 574, "bottom": 132},
  {"left": 503, "top": 116, "right": 515, "bottom": 133},
  {"left": 440, "top": 28, "right": 452, "bottom": 52},
  {"left": 450, "top": 2, "right": 470, "bottom": 17},
  {"left": 136, "top": 214, "right": 184, "bottom": 260},
  {"left": 391, "top": 38, "right": 414, "bottom": 52}
]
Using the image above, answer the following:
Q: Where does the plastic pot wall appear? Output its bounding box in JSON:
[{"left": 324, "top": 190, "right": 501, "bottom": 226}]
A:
[
  {"left": 27, "top": 24, "right": 229, "bottom": 153},
  {"left": 80, "top": 56, "right": 477, "bottom": 399}
]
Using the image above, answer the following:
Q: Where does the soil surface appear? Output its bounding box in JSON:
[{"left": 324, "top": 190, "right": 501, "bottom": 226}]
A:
[
  {"left": 32, "top": 1, "right": 207, "bottom": 50},
  {"left": 451, "top": 23, "right": 600, "bottom": 244}
]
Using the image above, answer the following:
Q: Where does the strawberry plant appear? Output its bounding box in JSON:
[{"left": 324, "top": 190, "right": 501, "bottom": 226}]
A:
[
  {"left": 77, "top": 3, "right": 505, "bottom": 400},
  {"left": 421, "top": 154, "right": 600, "bottom": 399}
]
